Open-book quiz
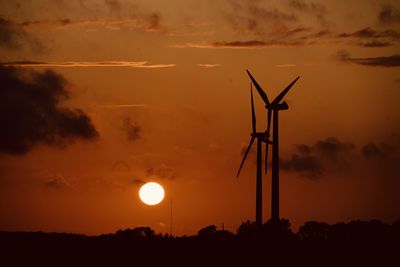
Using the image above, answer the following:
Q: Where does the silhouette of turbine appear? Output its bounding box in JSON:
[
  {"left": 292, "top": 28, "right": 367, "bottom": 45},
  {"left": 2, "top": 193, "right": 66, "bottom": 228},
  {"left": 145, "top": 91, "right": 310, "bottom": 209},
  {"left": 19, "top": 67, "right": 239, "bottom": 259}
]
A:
[
  {"left": 247, "top": 70, "right": 300, "bottom": 222},
  {"left": 237, "top": 83, "right": 269, "bottom": 226}
]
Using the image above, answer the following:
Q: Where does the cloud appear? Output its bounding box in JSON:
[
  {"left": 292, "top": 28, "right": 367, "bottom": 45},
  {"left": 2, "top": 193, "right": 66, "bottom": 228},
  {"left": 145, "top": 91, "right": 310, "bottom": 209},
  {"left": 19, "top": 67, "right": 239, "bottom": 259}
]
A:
[
  {"left": 288, "top": 0, "right": 326, "bottom": 14},
  {"left": 336, "top": 50, "right": 400, "bottom": 67},
  {"left": 172, "top": 39, "right": 310, "bottom": 49},
  {"left": 314, "top": 137, "right": 354, "bottom": 161},
  {"left": 111, "top": 160, "right": 131, "bottom": 173},
  {"left": 0, "top": 61, "right": 176, "bottom": 68},
  {"left": 146, "top": 12, "right": 163, "bottom": 32},
  {"left": 281, "top": 137, "right": 355, "bottom": 178},
  {"left": 44, "top": 174, "right": 75, "bottom": 191},
  {"left": 0, "top": 17, "right": 44, "bottom": 52},
  {"left": 133, "top": 179, "right": 146, "bottom": 185},
  {"left": 98, "top": 104, "right": 147, "bottom": 109},
  {"left": 122, "top": 117, "right": 141, "bottom": 142},
  {"left": 288, "top": 0, "right": 328, "bottom": 26},
  {"left": 18, "top": 13, "right": 166, "bottom": 33},
  {"left": 197, "top": 64, "right": 221, "bottom": 68},
  {"left": 146, "top": 164, "right": 177, "bottom": 180},
  {"left": 275, "top": 64, "right": 297, "bottom": 68},
  {"left": 337, "top": 27, "right": 400, "bottom": 39},
  {"left": 361, "top": 142, "right": 396, "bottom": 159},
  {"left": 355, "top": 41, "right": 391, "bottom": 47},
  {"left": 224, "top": 0, "right": 297, "bottom": 36},
  {"left": 104, "top": 0, "right": 122, "bottom": 14},
  {"left": 378, "top": 5, "right": 400, "bottom": 26},
  {"left": 281, "top": 154, "right": 323, "bottom": 178},
  {"left": 0, "top": 66, "right": 99, "bottom": 155}
]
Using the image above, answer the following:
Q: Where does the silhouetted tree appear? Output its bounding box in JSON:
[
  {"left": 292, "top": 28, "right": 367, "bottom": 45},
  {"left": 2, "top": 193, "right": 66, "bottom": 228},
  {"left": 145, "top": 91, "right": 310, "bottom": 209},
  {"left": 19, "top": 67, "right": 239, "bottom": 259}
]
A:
[
  {"left": 392, "top": 219, "right": 400, "bottom": 236},
  {"left": 260, "top": 219, "right": 296, "bottom": 242},
  {"left": 298, "top": 221, "right": 330, "bottom": 241},
  {"left": 328, "top": 220, "right": 390, "bottom": 243},
  {"left": 198, "top": 225, "right": 217, "bottom": 237},
  {"left": 197, "top": 225, "right": 234, "bottom": 239},
  {"left": 236, "top": 220, "right": 258, "bottom": 238},
  {"left": 115, "top": 226, "right": 155, "bottom": 239}
]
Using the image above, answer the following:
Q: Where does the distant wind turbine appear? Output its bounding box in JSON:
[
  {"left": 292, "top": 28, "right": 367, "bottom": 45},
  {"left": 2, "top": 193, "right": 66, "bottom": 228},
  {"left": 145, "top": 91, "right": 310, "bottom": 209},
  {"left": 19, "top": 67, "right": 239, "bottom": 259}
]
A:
[
  {"left": 237, "top": 83, "right": 269, "bottom": 226},
  {"left": 246, "top": 70, "right": 300, "bottom": 222}
]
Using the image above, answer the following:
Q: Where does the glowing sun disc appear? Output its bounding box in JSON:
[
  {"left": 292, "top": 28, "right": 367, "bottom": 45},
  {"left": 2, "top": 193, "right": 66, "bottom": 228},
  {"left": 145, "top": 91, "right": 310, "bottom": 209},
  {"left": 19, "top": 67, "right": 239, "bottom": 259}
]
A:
[{"left": 139, "top": 182, "right": 165, "bottom": 205}]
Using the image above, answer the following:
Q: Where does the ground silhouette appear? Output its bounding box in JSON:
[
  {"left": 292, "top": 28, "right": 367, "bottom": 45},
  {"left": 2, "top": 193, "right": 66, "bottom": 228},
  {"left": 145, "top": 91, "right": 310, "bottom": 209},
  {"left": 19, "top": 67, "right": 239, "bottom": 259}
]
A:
[{"left": 1, "top": 219, "right": 399, "bottom": 266}]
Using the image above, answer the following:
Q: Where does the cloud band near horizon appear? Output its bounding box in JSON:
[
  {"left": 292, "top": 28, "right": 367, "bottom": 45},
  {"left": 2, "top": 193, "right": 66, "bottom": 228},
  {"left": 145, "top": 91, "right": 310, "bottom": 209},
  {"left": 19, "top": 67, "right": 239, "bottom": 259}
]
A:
[{"left": 0, "top": 61, "right": 176, "bottom": 68}]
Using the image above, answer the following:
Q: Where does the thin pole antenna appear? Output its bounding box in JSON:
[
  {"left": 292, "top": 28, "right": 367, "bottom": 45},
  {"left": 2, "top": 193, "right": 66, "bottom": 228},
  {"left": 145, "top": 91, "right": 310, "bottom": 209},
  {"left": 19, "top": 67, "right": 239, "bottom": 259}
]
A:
[{"left": 170, "top": 197, "right": 173, "bottom": 236}]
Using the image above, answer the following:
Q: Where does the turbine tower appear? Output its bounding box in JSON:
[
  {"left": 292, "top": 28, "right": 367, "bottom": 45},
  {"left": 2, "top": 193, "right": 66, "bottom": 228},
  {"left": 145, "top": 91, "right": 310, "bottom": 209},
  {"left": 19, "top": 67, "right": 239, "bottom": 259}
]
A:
[
  {"left": 246, "top": 70, "right": 300, "bottom": 222},
  {"left": 237, "top": 84, "right": 269, "bottom": 226}
]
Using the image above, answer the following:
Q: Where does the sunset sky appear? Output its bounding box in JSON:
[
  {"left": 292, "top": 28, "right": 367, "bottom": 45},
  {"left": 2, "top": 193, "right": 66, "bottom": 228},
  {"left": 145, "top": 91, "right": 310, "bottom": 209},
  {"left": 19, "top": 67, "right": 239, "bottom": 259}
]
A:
[{"left": 0, "top": 0, "right": 399, "bottom": 236}]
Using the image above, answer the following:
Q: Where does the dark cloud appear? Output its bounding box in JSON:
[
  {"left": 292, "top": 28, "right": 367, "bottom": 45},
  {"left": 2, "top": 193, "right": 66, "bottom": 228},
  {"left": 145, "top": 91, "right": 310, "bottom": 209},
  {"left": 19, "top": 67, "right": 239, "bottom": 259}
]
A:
[
  {"left": 288, "top": 0, "right": 328, "bottom": 26},
  {"left": 17, "top": 14, "right": 166, "bottom": 33},
  {"left": 213, "top": 39, "right": 308, "bottom": 48},
  {"left": 111, "top": 160, "right": 131, "bottom": 173},
  {"left": 146, "top": 12, "right": 163, "bottom": 32},
  {"left": 104, "top": 0, "right": 122, "bottom": 14},
  {"left": 132, "top": 178, "right": 145, "bottom": 185},
  {"left": 122, "top": 117, "right": 141, "bottom": 142},
  {"left": 362, "top": 142, "right": 396, "bottom": 160},
  {"left": 336, "top": 50, "right": 400, "bottom": 67},
  {"left": 45, "top": 177, "right": 71, "bottom": 190},
  {"left": 285, "top": 26, "right": 311, "bottom": 35},
  {"left": 289, "top": 0, "right": 326, "bottom": 14},
  {"left": 314, "top": 137, "right": 354, "bottom": 162},
  {"left": 356, "top": 41, "right": 391, "bottom": 47},
  {"left": 0, "top": 17, "right": 21, "bottom": 49},
  {"left": 225, "top": 1, "right": 297, "bottom": 36},
  {"left": 281, "top": 137, "right": 354, "bottom": 178},
  {"left": 43, "top": 172, "right": 75, "bottom": 190},
  {"left": 0, "top": 66, "right": 99, "bottom": 155},
  {"left": 0, "top": 17, "right": 44, "bottom": 51},
  {"left": 378, "top": 5, "right": 400, "bottom": 26},
  {"left": 146, "top": 164, "right": 177, "bottom": 180},
  {"left": 172, "top": 38, "right": 315, "bottom": 49},
  {"left": 337, "top": 27, "right": 400, "bottom": 39},
  {"left": 281, "top": 154, "right": 323, "bottom": 178}
]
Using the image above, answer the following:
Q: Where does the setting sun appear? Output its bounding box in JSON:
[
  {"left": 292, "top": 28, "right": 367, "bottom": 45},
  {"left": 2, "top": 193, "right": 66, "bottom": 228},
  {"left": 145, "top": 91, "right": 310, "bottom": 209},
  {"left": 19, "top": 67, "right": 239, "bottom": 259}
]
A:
[{"left": 139, "top": 182, "right": 165, "bottom": 205}]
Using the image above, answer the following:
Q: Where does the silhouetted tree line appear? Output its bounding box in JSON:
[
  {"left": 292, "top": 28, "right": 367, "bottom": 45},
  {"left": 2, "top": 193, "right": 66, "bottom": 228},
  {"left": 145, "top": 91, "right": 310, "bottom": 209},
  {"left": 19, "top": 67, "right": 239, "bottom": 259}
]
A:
[{"left": 1, "top": 219, "right": 399, "bottom": 266}]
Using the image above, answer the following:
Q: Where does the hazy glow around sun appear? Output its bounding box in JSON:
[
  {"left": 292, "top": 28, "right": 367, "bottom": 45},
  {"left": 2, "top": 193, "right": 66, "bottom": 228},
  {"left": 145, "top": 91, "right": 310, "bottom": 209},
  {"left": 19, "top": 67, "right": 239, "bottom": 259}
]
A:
[{"left": 139, "top": 182, "right": 165, "bottom": 205}]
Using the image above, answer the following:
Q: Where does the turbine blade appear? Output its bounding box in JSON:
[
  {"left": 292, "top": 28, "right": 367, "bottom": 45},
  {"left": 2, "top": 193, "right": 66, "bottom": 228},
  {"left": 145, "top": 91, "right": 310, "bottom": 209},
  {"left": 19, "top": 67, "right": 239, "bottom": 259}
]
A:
[
  {"left": 265, "top": 109, "right": 271, "bottom": 174},
  {"left": 237, "top": 136, "right": 256, "bottom": 178},
  {"left": 265, "top": 140, "right": 269, "bottom": 174},
  {"left": 246, "top": 70, "right": 270, "bottom": 106},
  {"left": 271, "top": 76, "right": 300, "bottom": 106},
  {"left": 251, "top": 83, "right": 256, "bottom": 133}
]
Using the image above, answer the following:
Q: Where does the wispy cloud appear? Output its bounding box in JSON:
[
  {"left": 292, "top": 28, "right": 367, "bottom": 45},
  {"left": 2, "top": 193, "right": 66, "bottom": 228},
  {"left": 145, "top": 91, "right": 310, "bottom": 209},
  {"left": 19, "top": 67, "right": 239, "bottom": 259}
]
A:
[
  {"left": 275, "top": 64, "right": 297, "bottom": 68},
  {"left": 0, "top": 17, "right": 45, "bottom": 52},
  {"left": 337, "top": 27, "right": 400, "bottom": 39},
  {"left": 171, "top": 39, "right": 310, "bottom": 49},
  {"left": 197, "top": 64, "right": 221, "bottom": 68},
  {"left": 98, "top": 104, "right": 147, "bottom": 109},
  {"left": 1, "top": 61, "right": 176, "bottom": 68},
  {"left": 355, "top": 41, "right": 391, "bottom": 47},
  {"left": 336, "top": 50, "right": 400, "bottom": 67},
  {"left": 17, "top": 15, "right": 166, "bottom": 33},
  {"left": 378, "top": 5, "right": 400, "bottom": 26}
]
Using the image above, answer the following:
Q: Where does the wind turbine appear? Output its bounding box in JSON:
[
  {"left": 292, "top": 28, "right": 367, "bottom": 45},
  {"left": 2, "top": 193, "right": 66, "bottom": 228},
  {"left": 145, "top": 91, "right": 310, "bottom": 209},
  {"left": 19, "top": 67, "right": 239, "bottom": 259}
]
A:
[
  {"left": 246, "top": 70, "right": 300, "bottom": 222},
  {"left": 236, "top": 83, "right": 269, "bottom": 226}
]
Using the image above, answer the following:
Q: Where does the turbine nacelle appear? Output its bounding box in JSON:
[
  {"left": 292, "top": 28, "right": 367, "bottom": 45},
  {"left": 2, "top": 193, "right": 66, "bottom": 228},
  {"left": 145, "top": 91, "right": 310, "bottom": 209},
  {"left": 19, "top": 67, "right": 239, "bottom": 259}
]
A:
[
  {"left": 271, "top": 101, "right": 289, "bottom": 110},
  {"left": 251, "top": 132, "right": 268, "bottom": 140}
]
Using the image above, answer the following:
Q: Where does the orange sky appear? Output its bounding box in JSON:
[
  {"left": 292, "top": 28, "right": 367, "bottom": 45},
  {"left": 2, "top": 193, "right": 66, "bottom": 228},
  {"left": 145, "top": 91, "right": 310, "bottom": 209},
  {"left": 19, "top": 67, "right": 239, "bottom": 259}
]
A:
[{"left": 0, "top": 0, "right": 399, "bottom": 236}]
